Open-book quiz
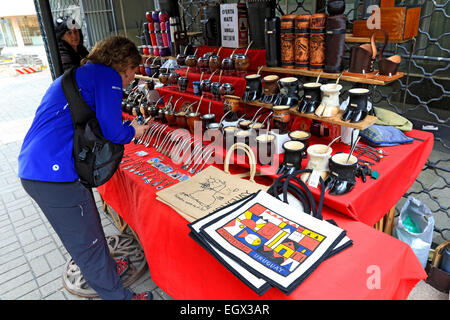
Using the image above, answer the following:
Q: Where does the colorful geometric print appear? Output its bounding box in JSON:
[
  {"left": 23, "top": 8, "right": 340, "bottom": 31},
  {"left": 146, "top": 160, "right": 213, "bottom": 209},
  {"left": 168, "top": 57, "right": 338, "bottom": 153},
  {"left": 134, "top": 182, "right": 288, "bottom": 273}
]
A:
[{"left": 216, "top": 203, "right": 326, "bottom": 277}]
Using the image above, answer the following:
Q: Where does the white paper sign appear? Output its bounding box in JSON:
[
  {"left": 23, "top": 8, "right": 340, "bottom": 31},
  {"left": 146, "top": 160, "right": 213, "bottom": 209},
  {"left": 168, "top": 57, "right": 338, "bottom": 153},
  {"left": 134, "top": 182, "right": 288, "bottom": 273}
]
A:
[{"left": 220, "top": 4, "right": 239, "bottom": 48}]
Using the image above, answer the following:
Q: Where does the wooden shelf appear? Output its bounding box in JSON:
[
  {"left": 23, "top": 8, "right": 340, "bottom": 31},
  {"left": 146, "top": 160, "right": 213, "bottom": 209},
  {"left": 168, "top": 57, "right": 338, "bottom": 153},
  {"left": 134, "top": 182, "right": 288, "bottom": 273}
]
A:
[
  {"left": 260, "top": 66, "right": 403, "bottom": 86},
  {"left": 142, "top": 54, "right": 176, "bottom": 60},
  {"left": 345, "top": 33, "right": 412, "bottom": 44},
  {"left": 243, "top": 100, "right": 377, "bottom": 130},
  {"left": 187, "top": 31, "right": 202, "bottom": 37},
  {"left": 289, "top": 107, "right": 377, "bottom": 130},
  {"left": 135, "top": 74, "right": 160, "bottom": 82}
]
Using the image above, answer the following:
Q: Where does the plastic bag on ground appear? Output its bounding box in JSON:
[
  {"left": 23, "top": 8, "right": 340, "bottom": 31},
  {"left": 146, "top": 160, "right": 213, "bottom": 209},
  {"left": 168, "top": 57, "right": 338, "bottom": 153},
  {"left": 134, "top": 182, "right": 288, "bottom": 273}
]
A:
[{"left": 394, "top": 196, "right": 434, "bottom": 268}]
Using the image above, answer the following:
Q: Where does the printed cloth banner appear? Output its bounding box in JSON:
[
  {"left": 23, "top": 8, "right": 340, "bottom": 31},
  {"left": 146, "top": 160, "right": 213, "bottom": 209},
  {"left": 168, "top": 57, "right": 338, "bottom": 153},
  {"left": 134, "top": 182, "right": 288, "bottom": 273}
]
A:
[{"left": 189, "top": 190, "right": 351, "bottom": 295}]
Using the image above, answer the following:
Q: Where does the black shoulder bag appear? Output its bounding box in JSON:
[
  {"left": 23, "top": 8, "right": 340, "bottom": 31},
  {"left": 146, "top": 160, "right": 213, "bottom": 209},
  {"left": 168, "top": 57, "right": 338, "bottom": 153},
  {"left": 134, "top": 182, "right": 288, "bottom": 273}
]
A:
[{"left": 61, "top": 67, "right": 124, "bottom": 188}]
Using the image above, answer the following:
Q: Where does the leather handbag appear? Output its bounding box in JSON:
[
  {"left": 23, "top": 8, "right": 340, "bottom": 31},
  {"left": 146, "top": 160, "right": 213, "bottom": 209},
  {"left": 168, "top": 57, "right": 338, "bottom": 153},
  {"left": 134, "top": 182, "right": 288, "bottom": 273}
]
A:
[
  {"left": 280, "top": 14, "right": 296, "bottom": 69},
  {"left": 294, "top": 14, "right": 311, "bottom": 70},
  {"left": 264, "top": 16, "right": 281, "bottom": 67},
  {"left": 348, "top": 29, "right": 388, "bottom": 74},
  {"left": 309, "top": 13, "right": 327, "bottom": 71}
]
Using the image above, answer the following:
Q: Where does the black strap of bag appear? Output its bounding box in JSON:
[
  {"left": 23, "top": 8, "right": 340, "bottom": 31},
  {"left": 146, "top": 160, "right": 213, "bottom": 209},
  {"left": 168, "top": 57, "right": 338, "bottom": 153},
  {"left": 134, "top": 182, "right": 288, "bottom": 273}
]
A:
[
  {"left": 61, "top": 66, "right": 124, "bottom": 187},
  {"left": 267, "top": 169, "right": 325, "bottom": 220},
  {"left": 61, "top": 67, "right": 96, "bottom": 125}
]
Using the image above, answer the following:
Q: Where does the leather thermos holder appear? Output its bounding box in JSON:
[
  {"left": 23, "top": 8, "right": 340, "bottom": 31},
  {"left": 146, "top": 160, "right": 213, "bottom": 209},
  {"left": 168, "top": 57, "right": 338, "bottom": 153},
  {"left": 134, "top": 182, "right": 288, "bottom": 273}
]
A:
[
  {"left": 309, "top": 13, "right": 327, "bottom": 71},
  {"left": 142, "top": 22, "right": 151, "bottom": 45},
  {"left": 264, "top": 17, "right": 281, "bottom": 67},
  {"left": 247, "top": 0, "right": 273, "bottom": 49},
  {"left": 280, "top": 15, "right": 296, "bottom": 69},
  {"left": 294, "top": 14, "right": 311, "bottom": 70},
  {"left": 348, "top": 29, "right": 388, "bottom": 74},
  {"left": 324, "top": 15, "right": 347, "bottom": 73}
]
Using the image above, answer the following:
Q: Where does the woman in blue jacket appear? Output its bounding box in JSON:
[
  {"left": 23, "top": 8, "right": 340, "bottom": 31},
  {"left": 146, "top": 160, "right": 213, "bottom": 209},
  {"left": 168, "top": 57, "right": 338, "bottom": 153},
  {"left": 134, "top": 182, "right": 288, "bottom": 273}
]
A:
[{"left": 18, "top": 36, "right": 152, "bottom": 300}]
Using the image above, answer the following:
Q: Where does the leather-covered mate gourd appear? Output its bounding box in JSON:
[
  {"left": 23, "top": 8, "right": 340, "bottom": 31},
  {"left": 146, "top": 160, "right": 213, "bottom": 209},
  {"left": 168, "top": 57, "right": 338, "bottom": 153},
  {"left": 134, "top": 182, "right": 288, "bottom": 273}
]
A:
[
  {"left": 280, "top": 14, "right": 296, "bottom": 69},
  {"left": 294, "top": 14, "right": 311, "bottom": 70},
  {"left": 309, "top": 13, "right": 327, "bottom": 71}
]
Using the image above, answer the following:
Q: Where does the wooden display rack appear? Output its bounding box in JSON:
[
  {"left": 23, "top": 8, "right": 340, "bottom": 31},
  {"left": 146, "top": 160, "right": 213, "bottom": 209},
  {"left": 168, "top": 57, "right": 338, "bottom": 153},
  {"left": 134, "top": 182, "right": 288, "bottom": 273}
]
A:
[
  {"left": 345, "top": 33, "right": 411, "bottom": 44},
  {"left": 289, "top": 107, "right": 377, "bottom": 131},
  {"left": 243, "top": 100, "right": 377, "bottom": 131},
  {"left": 142, "top": 54, "right": 176, "bottom": 60},
  {"left": 135, "top": 74, "right": 160, "bottom": 82},
  {"left": 260, "top": 66, "right": 403, "bottom": 86}
]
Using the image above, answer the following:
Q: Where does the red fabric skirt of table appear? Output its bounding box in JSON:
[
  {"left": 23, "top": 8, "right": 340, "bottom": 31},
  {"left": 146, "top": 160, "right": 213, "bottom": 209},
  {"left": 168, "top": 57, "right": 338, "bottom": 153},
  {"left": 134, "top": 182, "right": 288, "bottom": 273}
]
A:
[{"left": 97, "top": 143, "right": 427, "bottom": 300}]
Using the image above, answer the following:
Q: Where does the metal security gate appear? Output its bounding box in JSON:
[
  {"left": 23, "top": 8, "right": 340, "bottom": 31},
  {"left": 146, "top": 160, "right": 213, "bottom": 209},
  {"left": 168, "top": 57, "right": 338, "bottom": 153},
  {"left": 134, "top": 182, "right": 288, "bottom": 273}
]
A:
[
  {"left": 34, "top": 0, "right": 117, "bottom": 78},
  {"left": 80, "top": 0, "right": 117, "bottom": 48}
]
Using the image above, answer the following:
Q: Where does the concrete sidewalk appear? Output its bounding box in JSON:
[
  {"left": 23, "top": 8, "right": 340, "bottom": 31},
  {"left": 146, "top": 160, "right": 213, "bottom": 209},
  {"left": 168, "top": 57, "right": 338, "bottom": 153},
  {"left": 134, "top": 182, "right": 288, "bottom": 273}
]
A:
[{"left": 0, "top": 68, "right": 447, "bottom": 300}]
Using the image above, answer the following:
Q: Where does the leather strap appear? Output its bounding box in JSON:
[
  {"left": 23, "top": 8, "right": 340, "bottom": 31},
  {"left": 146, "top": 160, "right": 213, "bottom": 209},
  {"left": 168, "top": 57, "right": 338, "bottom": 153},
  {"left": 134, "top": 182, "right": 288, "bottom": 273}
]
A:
[
  {"left": 267, "top": 169, "right": 325, "bottom": 220},
  {"left": 374, "top": 29, "right": 389, "bottom": 62},
  {"left": 61, "top": 67, "right": 95, "bottom": 127}
]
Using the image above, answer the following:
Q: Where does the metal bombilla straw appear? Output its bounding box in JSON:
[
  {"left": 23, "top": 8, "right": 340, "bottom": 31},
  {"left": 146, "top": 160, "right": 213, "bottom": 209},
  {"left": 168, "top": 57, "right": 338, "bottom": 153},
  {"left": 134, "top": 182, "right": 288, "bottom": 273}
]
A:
[{"left": 347, "top": 135, "right": 361, "bottom": 164}]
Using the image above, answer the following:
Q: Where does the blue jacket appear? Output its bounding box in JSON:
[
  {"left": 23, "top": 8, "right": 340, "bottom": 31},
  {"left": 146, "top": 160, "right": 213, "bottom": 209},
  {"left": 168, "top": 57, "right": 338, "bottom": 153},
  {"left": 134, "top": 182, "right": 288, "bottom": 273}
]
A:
[{"left": 18, "top": 62, "right": 135, "bottom": 182}]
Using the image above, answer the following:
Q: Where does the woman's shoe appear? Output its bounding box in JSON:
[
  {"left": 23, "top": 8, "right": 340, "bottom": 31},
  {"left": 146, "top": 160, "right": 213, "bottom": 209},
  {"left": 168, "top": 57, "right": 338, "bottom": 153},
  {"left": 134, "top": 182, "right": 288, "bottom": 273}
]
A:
[
  {"left": 115, "top": 257, "right": 130, "bottom": 277},
  {"left": 132, "top": 291, "right": 154, "bottom": 300}
]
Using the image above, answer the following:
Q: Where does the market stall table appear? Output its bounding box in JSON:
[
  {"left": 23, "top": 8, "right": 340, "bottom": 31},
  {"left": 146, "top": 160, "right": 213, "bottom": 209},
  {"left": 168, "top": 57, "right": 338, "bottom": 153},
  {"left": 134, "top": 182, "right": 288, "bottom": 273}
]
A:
[
  {"left": 213, "top": 128, "right": 434, "bottom": 226},
  {"left": 97, "top": 143, "right": 427, "bottom": 300}
]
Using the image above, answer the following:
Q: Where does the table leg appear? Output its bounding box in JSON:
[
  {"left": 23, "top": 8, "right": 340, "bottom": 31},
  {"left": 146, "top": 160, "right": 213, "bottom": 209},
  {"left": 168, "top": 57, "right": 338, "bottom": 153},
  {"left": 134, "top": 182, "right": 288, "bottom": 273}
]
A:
[
  {"left": 101, "top": 199, "right": 129, "bottom": 234},
  {"left": 373, "top": 205, "right": 396, "bottom": 234},
  {"left": 383, "top": 205, "right": 396, "bottom": 236}
]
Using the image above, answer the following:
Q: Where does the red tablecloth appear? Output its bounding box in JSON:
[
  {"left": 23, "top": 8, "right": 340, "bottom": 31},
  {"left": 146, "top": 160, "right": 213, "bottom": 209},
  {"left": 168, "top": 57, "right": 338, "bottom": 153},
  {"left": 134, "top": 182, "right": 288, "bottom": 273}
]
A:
[
  {"left": 97, "top": 143, "right": 427, "bottom": 300},
  {"left": 214, "top": 129, "right": 434, "bottom": 226},
  {"left": 121, "top": 109, "right": 433, "bottom": 227}
]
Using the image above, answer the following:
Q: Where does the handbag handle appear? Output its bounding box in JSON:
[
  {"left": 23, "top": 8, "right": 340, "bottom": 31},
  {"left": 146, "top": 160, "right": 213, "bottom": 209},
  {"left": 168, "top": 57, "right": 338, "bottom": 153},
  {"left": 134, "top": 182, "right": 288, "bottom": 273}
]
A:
[
  {"left": 224, "top": 143, "right": 257, "bottom": 182},
  {"left": 372, "top": 29, "right": 389, "bottom": 62},
  {"left": 267, "top": 169, "right": 325, "bottom": 220}
]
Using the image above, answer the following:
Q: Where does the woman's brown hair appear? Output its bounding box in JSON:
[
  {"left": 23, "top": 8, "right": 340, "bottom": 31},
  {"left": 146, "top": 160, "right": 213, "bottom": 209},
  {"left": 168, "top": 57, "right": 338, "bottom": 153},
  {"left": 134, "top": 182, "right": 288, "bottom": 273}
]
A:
[{"left": 81, "top": 35, "right": 141, "bottom": 73}]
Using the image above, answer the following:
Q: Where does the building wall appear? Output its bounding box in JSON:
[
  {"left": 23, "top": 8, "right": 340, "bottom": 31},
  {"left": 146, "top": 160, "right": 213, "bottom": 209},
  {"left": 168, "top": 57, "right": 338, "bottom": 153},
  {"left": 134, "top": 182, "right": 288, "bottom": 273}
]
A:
[{"left": 0, "top": 0, "right": 41, "bottom": 48}]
